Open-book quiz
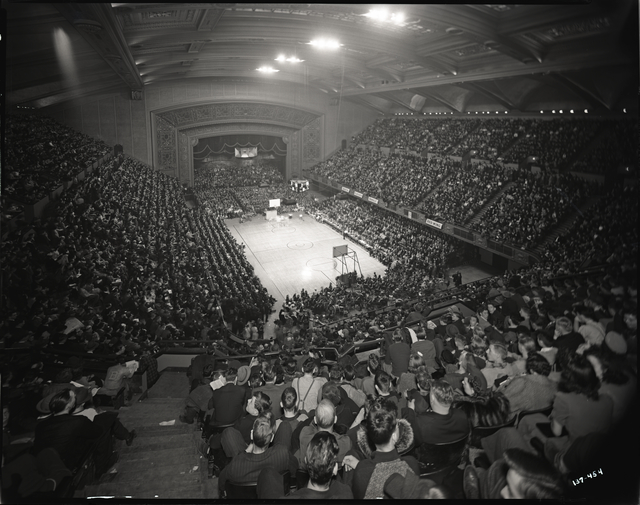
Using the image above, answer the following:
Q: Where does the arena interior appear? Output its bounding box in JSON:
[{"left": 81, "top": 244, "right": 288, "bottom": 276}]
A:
[{"left": 2, "top": 2, "right": 639, "bottom": 502}]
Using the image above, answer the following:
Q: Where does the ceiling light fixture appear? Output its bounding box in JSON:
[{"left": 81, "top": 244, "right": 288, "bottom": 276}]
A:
[
  {"left": 308, "top": 38, "right": 341, "bottom": 50},
  {"left": 275, "top": 55, "right": 304, "bottom": 63},
  {"left": 257, "top": 66, "right": 279, "bottom": 73}
]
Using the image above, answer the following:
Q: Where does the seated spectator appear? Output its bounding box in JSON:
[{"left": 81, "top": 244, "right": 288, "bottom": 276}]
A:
[
  {"left": 583, "top": 345, "right": 636, "bottom": 425},
  {"left": 232, "top": 391, "right": 272, "bottom": 446},
  {"left": 516, "top": 354, "right": 614, "bottom": 463},
  {"left": 496, "top": 354, "right": 557, "bottom": 418},
  {"left": 411, "top": 331, "right": 438, "bottom": 372},
  {"left": 278, "top": 387, "right": 309, "bottom": 432},
  {"left": 322, "top": 384, "right": 358, "bottom": 433},
  {"left": 207, "top": 367, "right": 251, "bottom": 426},
  {"left": 463, "top": 448, "right": 565, "bottom": 499},
  {"left": 552, "top": 317, "right": 584, "bottom": 354},
  {"left": 218, "top": 411, "right": 293, "bottom": 493},
  {"left": 482, "top": 342, "right": 520, "bottom": 389},
  {"left": 444, "top": 351, "right": 488, "bottom": 394},
  {"left": 344, "top": 397, "right": 420, "bottom": 499},
  {"left": 296, "top": 399, "right": 352, "bottom": 471},
  {"left": 338, "top": 364, "right": 367, "bottom": 408},
  {"left": 402, "top": 380, "right": 470, "bottom": 447},
  {"left": 284, "top": 431, "right": 354, "bottom": 498},
  {"left": 353, "top": 353, "right": 380, "bottom": 397},
  {"left": 255, "top": 364, "right": 289, "bottom": 420},
  {"left": 32, "top": 389, "right": 117, "bottom": 477},
  {"left": 292, "top": 358, "right": 327, "bottom": 414},
  {"left": 373, "top": 371, "right": 400, "bottom": 411},
  {"left": 536, "top": 331, "right": 558, "bottom": 367}
]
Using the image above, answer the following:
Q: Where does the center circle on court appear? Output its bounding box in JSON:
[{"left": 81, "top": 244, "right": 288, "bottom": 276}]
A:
[
  {"left": 287, "top": 241, "right": 313, "bottom": 250},
  {"left": 307, "top": 257, "right": 338, "bottom": 271}
]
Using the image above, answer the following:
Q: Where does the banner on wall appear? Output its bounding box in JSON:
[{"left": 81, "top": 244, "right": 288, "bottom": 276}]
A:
[
  {"left": 341, "top": 187, "right": 350, "bottom": 193},
  {"left": 354, "top": 192, "right": 363, "bottom": 198},
  {"left": 425, "top": 218, "right": 443, "bottom": 229},
  {"left": 368, "top": 197, "right": 378, "bottom": 204}
]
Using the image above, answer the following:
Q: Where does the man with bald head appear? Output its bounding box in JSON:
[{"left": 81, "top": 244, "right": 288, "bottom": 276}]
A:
[{"left": 296, "top": 399, "right": 352, "bottom": 471}]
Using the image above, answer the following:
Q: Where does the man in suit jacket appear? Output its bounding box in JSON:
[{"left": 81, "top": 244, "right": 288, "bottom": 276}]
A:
[
  {"left": 208, "top": 367, "right": 252, "bottom": 425},
  {"left": 33, "top": 389, "right": 115, "bottom": 474}
]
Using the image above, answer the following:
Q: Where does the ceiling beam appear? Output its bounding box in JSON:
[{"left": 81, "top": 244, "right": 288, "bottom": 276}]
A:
[
  {"left": 548, "top": 73, "right": 612, "bottom": 110},
  {"left": 455, "top": 82, "right": 517, "bottom": 110},
  {"left": 53, "top": 3, "right": 144, "bottom": 90},
  {"left": 373, "top": 92, "right": 416, "bottom": 113},
  {"left": 411, "top": 90, "right": 459, "bottom": 112},
  {"left": 197, "top": 8, "right": 225, "bottom": 31},
  {"left": 345, "top": 96, "right": 387, "bottom": 115}
]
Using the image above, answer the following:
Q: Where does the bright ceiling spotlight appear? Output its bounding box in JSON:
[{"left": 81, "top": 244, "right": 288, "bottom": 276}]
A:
[
  {"left": 391, "top": 12, "right": 405, "bottom": 25},
  {"left": 559, "top": 110, "right": 563, "bottom": 113},
  {"left": 552, "top": 110, "right": 555, "bottom": 113},
  {"left": 570, "top": 109, "right": 574, "bottom": 113},
  {"left": 366, "top": 8, "right": 389, "bottom": 21},
  {"left": 540, "top": 110, "right": 544, "bottom": 113},
  {"left": 308, "top": 38, "right": 341, "bottom": 50},
  {"left": 257, "top": 66, "right": 279, "bottom": 73},
  {"left": 286, "top": 56, "right": 304, "bottom": 63},
  {"left": 584, "top": 109, "right": 588, "bottom": 113},
  {"left": 623, "top": 108, "right": 627, "bottom": 113},
  {"left": 275, "top": 55, "right": 286, "bottom": 62}
]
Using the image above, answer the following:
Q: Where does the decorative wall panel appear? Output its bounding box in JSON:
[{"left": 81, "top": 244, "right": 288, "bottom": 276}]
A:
[
  {"left": 303, "top": 116, "right": 322, "bottom": 163},
  {"left": 177, "top": 132, "right": 191, "bottom": 185},
  {"left": 158, "top": 102, "right": 317, "bottom": 129},
  {"left": 155, "top": 114, "right": 177, "bottom": 169}
]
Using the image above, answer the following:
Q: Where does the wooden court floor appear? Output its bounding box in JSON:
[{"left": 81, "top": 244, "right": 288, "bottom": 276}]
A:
[{"left": 224, "top": 214, "right": 387, "bottom": 306}]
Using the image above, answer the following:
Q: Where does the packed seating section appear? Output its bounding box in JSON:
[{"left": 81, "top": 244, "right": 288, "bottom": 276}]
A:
[{"left": 1, "top": 113, "right": 637, "bottom": 500}]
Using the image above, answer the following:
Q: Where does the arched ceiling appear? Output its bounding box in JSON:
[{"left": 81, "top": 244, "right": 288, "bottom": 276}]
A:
[{"left": 5, "top": 2, "right": 638, "bottom": 114}]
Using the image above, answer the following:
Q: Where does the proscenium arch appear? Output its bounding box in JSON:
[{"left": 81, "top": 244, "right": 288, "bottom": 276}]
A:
[
  {"left": 149, "top": 100, "right": 322, "bottom": 186},
  {"left": 179, "top": 123, "right": 300, "bottom": 187}
]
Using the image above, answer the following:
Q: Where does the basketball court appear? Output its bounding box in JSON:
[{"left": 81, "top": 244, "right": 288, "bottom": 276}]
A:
[{"left": 224, "top": 213, "right": 386, "bottom": 305}]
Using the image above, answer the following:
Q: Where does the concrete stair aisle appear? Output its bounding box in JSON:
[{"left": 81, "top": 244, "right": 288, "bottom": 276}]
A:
[
  {"left": 532, "top": 196, "right": 602, "bottom": 257},
  {"left": 465, "top": 181, "right": 516, "bottom": 228},
  {"left": 79, "top": 371, "right": 218, "bottom": 499}
]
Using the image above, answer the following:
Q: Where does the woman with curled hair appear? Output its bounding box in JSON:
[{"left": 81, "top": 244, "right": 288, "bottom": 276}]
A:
[{"left": 517, "top": 353, "right": 613, "bottom": 462}]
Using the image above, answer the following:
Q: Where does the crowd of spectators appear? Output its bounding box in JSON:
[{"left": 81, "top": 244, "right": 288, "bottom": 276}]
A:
[
  {"left": 539, "top": 185, "right": 639, "bottom": 271},
  {"left": 472, "top": 170, "right": 602, "bottom": 250},
  {"left": 418, "top": 161, "right": 512, "bottom": 224},
  {"left": 194, "top": 159, "right": 284, "bottom": 188},
  {"left": 1, "top": 154, "right": 276, "bottom": 354},
  {"left": 448, "top": 118, "right": 533, "bottom": 159},
  {"left": 4, "top": 114, "right": 111, "bottom": 205},
  {"left": 350, "top": 118, "right": 478, "bottom": 155},
  {"left": 501, "top": 119, "right": 601, "bottom": 171},
  {"left": 571, "top": 119, "right": 637, "bottom": 174},
  {"left": 181, "top": 252, "right": 636, "bottom": 500},
  {"left": 378, "top": 155, "right": 457, "bottom": 208},
  {"left": 2, "top": 113, "right": 637, "bottom": 500}
]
